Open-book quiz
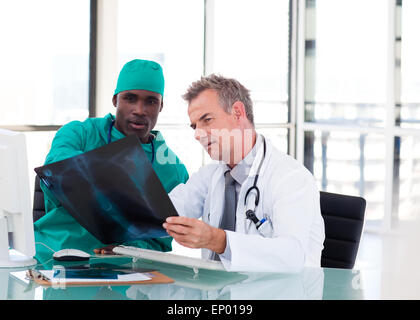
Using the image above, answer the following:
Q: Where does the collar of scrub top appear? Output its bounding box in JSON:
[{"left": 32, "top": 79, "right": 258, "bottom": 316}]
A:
[{"left": 107, "top": 119, "right": 155, "bottom": 164}]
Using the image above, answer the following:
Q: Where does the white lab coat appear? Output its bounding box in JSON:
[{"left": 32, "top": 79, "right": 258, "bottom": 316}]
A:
[{"left": 169, "top": 136, "right": 325, "bottom": 272}]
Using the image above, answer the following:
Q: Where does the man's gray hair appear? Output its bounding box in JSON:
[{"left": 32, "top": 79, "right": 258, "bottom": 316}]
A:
[{"left": 182, "top": 74, "right": 254, "bottom": 125}]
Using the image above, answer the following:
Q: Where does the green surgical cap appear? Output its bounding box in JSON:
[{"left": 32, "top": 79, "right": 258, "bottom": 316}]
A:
[{"left": 114, "top": 59, "right": 165, "bottom": 97}]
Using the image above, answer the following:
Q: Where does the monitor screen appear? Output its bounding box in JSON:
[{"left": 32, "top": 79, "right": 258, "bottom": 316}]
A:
[{"left": 0, "top": 129, "right": 36, "bottom": 267}]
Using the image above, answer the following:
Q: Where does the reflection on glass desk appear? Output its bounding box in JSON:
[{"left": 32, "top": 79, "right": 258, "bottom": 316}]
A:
[{"left": 1, "top": 256, "right": 372, "bottom": 300}]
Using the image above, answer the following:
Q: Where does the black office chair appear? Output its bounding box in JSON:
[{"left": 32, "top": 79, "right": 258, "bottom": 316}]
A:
[
  {"left": 320, "top": 191, "right": 366, "bottom": 269},
  {"left": 33, "top": 175, "right": 46, "bottom": 223}
]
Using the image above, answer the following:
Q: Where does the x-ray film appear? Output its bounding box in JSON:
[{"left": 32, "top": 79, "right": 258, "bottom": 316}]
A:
[{"left": 34, "top": 135, "right": 178, "bottom": 244}]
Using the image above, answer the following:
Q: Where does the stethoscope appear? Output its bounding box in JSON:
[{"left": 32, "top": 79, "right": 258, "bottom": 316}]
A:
[
  {"left": 243, "top": 136, "right": 273, "bottom": 238},
  {"left": 108, "top": 119, "right": 155, "bottom": 164}
]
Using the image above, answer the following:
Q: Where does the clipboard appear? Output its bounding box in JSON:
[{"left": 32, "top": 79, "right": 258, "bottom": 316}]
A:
[{"left": 27, "top": 269, "right": 174, "bottom": 287}]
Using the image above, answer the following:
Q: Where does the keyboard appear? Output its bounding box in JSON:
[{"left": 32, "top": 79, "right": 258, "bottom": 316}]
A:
[{"left": 113, "top": 245, "right": 225, "bottom": 271}]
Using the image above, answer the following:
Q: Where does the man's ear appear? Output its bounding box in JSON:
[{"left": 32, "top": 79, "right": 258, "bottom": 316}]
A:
[
  {"left": 231, "top": 101, "right": 245, "bottom": 120},
  {"left": 112, "top": 94, "right": 117, "bottom": 108},
  {"left": 159, "top": 101, "right": 164, "bottom": 112}
]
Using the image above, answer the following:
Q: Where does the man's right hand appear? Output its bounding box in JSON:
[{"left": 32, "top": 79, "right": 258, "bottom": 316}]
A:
[
  {"left": 93, "top": 245, "right": 117, "bottom": 255},
  {"left": 163, "top": 216, "right": 227, "bottom": 254}
]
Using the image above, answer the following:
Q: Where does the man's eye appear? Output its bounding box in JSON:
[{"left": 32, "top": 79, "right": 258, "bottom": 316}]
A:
[
  {"left": 124, "top": 96, "right": 135, "bottom": 102},
  {"left": 204, "top": 118, "right": 212, "bottom": 123}
]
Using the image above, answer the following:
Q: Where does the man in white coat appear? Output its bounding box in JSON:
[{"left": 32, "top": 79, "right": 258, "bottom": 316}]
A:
[{"left": 163, "top": 74, "right": 325, "bottom": 272}]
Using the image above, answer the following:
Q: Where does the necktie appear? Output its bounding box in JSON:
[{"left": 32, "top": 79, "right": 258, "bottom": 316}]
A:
[
  {"left": 219, "top": 170, "right": 237, "bottom": 231},
  {"left": 212, "top": 170, "right": 237, "bottom": 261}
]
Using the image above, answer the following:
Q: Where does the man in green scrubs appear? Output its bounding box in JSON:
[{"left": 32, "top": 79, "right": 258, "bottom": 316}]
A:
[{"left": 34, "top": 59, "right": 189, "bottom": 262}]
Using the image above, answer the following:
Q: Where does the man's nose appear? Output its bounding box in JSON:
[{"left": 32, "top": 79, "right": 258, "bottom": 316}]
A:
[
  {"left": 194, "top": 127, "right": 209, "bottom": 143},
  {"left": 132, "top": 100, "right": 147, "bottom": 115}
]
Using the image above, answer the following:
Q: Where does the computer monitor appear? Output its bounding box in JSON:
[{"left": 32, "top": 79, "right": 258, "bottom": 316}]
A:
[{"left": 0, "top": 129, "right": 37, "bottom": 268}]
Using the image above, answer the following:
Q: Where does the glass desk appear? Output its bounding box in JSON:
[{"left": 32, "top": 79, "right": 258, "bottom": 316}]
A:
[{"left": 0, "top": 255, "right": 377, "bottom": 300}]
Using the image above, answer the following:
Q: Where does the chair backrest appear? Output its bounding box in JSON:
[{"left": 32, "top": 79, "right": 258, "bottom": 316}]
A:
[
  {"left": 33, "top": 175, "right": 46, "bottom": 223},
  {"left": 320, "top": 191, "right": 366, "bottom": 269}
]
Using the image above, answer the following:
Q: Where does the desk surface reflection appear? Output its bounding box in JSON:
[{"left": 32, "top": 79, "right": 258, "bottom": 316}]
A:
[{"left": 2, "top": 256, "right": 369, "bottom": 300}]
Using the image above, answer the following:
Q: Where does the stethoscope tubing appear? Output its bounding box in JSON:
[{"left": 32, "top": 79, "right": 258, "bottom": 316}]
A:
[
  {"left": 244, "top": 136, "right": 266, "bottom": 207},
  {"left": 243, "top": 136, "right": 272, "bottom": 236}
]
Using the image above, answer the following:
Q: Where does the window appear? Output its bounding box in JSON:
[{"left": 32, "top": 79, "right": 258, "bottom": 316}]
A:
[
  {"left": 399, "top": 0, "right": 420, "bottom": 128},
  {"left": 300, "top": 0, "right": 420, "bottom": 231},
  {"left": 115, "top": 0, "right": 291, "bottom": 172},
  {"left": 210, "top": 0, "right": 291, "bottom": 153},
  {"left": 304, "top": 130, "right": 387, "bottom": 224},
  {"left": 392, "top": 0, "right": 420, "bottom": 223},
  {"left": 116, "top": 0, "right": 204, "bottom": 172},
  {"left": 0, "top": 0, "right": 90, "bottom": 126},
  {"left": 117, "top": 0, "right": 204, "bottom": 126},
  {"left": 302, "top": 0, "right": 389, "bottom": 228},
  {"left": 393, "top": 135, "right": 420, "bottom": 221},
  {"left": 0, "top": 0, "right": 90, "bottom": 199},
  {"left": 304, "top": 0, "right": 388, "bottom": 127}
]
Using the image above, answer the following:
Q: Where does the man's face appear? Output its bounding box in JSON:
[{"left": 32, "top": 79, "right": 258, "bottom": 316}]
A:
[
  {"left": 188, "top": 89, "right": 241, "bottom": 164},
  {"left": 113, "top": 89, "right": 163, "bottom": 143}
]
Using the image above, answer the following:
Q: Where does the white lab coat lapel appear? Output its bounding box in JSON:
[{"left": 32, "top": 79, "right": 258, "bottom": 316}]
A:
[
  {"left": 201, "top": 165, "right": 225, "bottom": 260},
  {"left": 207, "top": 166, "right": 225, "bottom": 227},
  {"left": 235, "top": 137, "right": 272, "bottom": 234}
]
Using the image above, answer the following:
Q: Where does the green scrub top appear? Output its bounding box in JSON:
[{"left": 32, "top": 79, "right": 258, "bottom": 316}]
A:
[{"left": 34, "top": 113, "right": 189, "bottom": 263}]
